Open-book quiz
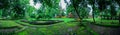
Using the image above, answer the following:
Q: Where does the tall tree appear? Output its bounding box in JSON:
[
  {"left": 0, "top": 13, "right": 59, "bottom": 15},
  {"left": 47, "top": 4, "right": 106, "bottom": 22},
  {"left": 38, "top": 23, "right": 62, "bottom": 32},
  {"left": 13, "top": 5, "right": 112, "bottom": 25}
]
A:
[
  {"left": 0, "top": 0, "right": 29, "bottom": 19},
  {"left": 70, "top": 0, "right": 83, "bottom": 21},
  {"left": 115, "top": 0, "right": 120, "bottom": 23}
]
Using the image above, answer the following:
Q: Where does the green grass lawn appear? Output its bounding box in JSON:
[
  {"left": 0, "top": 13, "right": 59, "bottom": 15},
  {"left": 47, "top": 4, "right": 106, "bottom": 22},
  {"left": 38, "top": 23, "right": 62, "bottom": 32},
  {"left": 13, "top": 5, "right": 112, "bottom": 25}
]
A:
[
  {"left": 15, "top": 18, "right": 96, "bottom": 35},
  {"left": 15, "top": 22, "right": 93, "bottom": 35},
  {"left": 84, "top": 18, "right": 119, "bottom": 22},
  {"left": 2, "top": 18, "right": 116, "bottom": 35},
  {"left": 83, "top": 18, "right": 120, "bottom": 26},
  {"left": 0, "top": 20, "right": 22, "bottom": 27},
  {"left": 50, "top": 18, "right": 76, "bottom": 22},
  {"left": 0, "top": 18, "right": 98, "bottom": 35}
]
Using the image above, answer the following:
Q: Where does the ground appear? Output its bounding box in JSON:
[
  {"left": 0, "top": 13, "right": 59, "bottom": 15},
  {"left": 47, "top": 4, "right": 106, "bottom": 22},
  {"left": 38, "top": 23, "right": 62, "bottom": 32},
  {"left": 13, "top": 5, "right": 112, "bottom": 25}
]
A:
[
  {"left": 0, "top": 18, "right": 119, "bottom": 35},
  {"left": 83, "top": 18, "right": 120, "bottom": 27}
]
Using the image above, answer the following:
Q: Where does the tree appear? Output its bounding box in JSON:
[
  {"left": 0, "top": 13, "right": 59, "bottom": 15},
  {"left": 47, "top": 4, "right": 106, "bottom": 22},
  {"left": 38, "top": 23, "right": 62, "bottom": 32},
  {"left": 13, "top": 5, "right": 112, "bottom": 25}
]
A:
[
  {"left": 32, "top": 0, "right": 61, "bottom": 19},
  {"left": 0, "top": 0, "right": 29, "bottom": 19},
  {"left": 70, "top": 0, "right": 83, "bottom": 21},
  {"left": 115, "top": 0, "right": 120, "bottom": 23}
]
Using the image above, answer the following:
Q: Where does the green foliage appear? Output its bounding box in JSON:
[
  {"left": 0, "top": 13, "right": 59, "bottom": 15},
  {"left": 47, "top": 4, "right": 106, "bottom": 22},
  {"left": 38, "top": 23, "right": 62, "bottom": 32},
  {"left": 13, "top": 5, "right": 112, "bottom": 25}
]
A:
[
  {"left": 71, "top": 0, "right": 83, "bottom": 7},
  {"left": 24, "top": 5, "right": 36, "bottom": 20},
  {"left": 0, "top": 9, "right": 2, "bottom": 18},
  {"left": 42, "top": 0, "right": 60, "bottom": 8},
  {"left": 0, "top": 0, "right": 119, "bottom": 20},
  {"left": 66, "top": 5, "right": 74, "bottom": 13},
  {"left": 35, "top": 0, "right": 61, "bottom": 19},
  {"left": 79, "top": 7, "right": 89, "bottom": 18},
  {"left": 115, "top": 0, "right": 120, "bottom": 6},
  {"left": 0, "top": 0, "right": 29, "bottom": 19},
  {"left": 34, "top": 0, "right": 60, "bottom": 8}
]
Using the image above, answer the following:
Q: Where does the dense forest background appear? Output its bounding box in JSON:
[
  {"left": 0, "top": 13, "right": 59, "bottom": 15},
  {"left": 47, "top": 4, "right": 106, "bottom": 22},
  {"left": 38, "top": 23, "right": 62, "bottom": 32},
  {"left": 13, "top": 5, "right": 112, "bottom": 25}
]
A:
[{"left": 0, "top": 0, "right": 119, "bottom": 21}]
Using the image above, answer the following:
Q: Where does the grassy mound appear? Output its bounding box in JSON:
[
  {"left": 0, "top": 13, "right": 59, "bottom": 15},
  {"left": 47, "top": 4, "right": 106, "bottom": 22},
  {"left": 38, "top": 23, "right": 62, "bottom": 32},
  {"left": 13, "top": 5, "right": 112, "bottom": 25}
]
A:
[
  {"left": 0, "top": 20, "right": 21, "bottom": 28},
  {"left": 0, "top": 20, "right": 24, "bottom": 34}
]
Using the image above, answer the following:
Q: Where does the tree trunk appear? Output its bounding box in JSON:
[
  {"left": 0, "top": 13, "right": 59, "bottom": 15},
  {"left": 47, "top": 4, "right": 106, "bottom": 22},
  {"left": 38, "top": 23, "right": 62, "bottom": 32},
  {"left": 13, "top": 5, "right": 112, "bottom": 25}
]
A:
[
  {"left": 73, "top": 5, "right": 81, "bottom": 21},
  {"left": 118, "top": 14, "right": 120, "bottom": 24},
  {"left": 92, "top": 0, "right": 95, "bottom": 23},
  {"left": 92, "top": 11, "right": 95, "bottom": 23}
]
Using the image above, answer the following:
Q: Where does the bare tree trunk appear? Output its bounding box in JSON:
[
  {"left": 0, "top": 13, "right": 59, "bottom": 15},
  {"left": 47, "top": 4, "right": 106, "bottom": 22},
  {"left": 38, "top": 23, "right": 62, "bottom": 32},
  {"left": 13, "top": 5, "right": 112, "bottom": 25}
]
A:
[
  {"left": 73, "top": 5, "right": 81, "bottom": 21},
  {"left": 92, "top": 11, "right": 95, "bottom": 23},
  {"left": 92, "top": 0, "right": 96, "bottom": 23},
  {"left": 118, "top": 14, "right": 120, "bottom": 24},
  {"left": 73, "top": 5, "right": 85, "bottom": 26}
]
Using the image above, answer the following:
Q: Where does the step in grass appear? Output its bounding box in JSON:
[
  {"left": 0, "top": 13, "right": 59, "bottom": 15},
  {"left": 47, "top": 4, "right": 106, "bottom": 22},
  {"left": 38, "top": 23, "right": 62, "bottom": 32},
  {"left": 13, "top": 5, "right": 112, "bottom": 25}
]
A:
[
  {"left": 20, "top": 20, "right": 63, "bottom": 25},
  {"left": 0, "top": 20, "right": 25, "bottom": 34}
]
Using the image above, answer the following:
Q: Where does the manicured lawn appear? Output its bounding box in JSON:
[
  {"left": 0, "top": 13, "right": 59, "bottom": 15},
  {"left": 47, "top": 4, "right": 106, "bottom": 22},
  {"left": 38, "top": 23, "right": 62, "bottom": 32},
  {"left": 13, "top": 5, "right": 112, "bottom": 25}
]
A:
[
  {"left": 0, "top": 20, "right": 22, "bottom": 27},
  {"left": 0, "top": 18, "right": 98, "bottom": 35},
  {"left": 84, "top": 18, "right": 119, "bottom": 22},
  {"left": 83, "top": 18, "right": 120, "bottom": 26},
  {"left": 25, "top": 18, "right": 76, "bottom": 22},
  {"left": 15, "top": 21, "right": 91, "bottom": 35},
  {"left": 15, "top": 18, "right": 96, "bottom": 35},
  {"left": 50, "top": 18, "right": 76, "bottom": 22}
]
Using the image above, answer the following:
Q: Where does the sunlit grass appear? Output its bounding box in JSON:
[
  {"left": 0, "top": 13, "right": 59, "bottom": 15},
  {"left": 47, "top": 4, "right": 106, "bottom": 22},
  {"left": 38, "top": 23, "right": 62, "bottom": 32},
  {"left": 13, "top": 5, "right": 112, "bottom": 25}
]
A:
[
  {"left": 0, "top": 20, "right": 22, "bottom": 27},
  {"left": 50, "top": 18, "right": 75, "bottom": 22}
]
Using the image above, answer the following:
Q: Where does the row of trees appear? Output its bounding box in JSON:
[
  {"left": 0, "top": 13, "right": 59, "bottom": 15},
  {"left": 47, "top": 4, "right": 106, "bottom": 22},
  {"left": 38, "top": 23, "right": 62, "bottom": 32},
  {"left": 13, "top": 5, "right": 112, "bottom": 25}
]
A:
[
  {"left": 0, "top": 0, "right": 29, "bottom": 19},
  {"left": 0, "top": 0, "right": 119, "bottom": 21},
  {"left": 69, "top": 0, "right": 120, "bottom": 22},
  {"left": 0, "top": 0, "right": 61, "bottom": 19}
]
